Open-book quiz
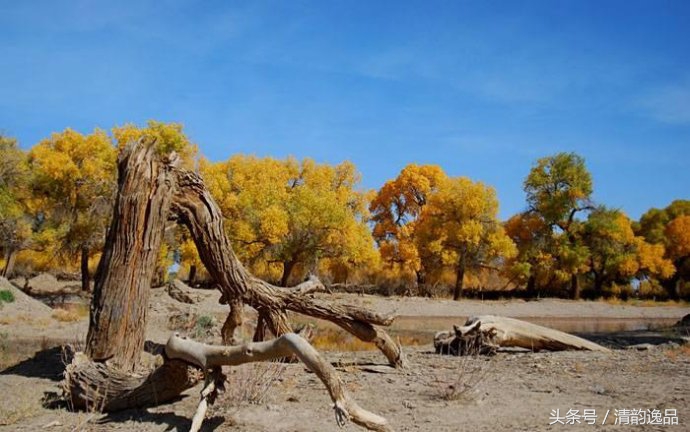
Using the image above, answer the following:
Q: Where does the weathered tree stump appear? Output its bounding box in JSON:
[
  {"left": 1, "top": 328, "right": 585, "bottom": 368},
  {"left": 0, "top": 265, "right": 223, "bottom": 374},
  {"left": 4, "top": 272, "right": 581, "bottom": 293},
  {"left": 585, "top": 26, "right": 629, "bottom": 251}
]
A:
[
  {"left": 434, "top": 315, "right": 610, "bottom": 355},
  {"left": 63, "top": 138, "right": 397, "bottom": 431},
  {"left": 85, "top": 138, "right": 178, "bottom": 371}
]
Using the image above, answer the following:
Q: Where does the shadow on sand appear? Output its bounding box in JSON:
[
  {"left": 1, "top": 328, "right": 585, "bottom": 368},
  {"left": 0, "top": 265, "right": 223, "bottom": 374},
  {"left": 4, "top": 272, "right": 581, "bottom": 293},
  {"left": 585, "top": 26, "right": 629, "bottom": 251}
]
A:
[
  {"left": 0, "top": 345, "right": 66, "bottom": 381},
  {"left": 96, "top": 410, "right": 225, "bottom": 432}
]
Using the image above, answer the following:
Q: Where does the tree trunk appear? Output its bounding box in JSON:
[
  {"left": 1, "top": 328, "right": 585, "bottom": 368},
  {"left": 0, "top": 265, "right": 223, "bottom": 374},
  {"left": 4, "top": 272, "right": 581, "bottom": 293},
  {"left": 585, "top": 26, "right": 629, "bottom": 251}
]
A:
[
  {"left": 171, "top": 169, "right": 405, "bottom": 367},
  {"left": 453, "top": 263, "right": 465, "bottom": 301},
  {"left": 80, "top": 246, "right": 90, "bottom": 292},
  {"left": 85, "top": 139, "right": 179, "bottom": 371},
  {"left": 593, "top": 271, "right": 604, "bottom": 296},
  {"left": 188, "top": 264, "right": 197, "bottom": 285},
  {"left": 415, "top": 269, "right": 426, "bottom": 297},
  {"left": 570, "top": 273, "right": 581, "bottom": 300},
  {"left": 221, "top": 298, "right": 244, "bottom": 345},
  {"left": 1, "top": 248, "right": 17, "bottom": 279},
  {"left": 525, "top": 274, "right": 536, "bottom": 297},
  {"left": 280, "top": 259, "right": 296, "bottom": 287}
]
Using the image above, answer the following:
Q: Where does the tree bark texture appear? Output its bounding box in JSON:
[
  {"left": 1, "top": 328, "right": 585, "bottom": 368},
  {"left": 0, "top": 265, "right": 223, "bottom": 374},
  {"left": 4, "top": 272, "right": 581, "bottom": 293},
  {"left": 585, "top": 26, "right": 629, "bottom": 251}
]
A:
[
  {"left": 63, "top": 351, "right": 196, "bottom": 411},
  {"left": 85, "top": 139, "right": 179, "bottom": 371}
]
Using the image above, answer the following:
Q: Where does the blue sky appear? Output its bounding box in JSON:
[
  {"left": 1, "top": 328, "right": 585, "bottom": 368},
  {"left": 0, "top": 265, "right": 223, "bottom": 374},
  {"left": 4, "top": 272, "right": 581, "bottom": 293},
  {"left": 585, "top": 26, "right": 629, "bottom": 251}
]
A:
[{"left": 1, "top": 0, "right": 689, "bottom": 219}]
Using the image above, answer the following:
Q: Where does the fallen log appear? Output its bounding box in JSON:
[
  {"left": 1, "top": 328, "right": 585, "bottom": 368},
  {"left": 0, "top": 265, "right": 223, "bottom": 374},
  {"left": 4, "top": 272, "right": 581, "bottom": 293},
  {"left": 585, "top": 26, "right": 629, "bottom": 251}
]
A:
[{"left": 434, "top": 315, "right": 610, "bottom": 355}]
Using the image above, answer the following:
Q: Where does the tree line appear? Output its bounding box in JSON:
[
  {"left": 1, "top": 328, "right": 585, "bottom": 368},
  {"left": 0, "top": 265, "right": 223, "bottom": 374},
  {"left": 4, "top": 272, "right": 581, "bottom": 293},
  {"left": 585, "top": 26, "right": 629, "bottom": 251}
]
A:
[{"left": 0, "top": 122, "right": 688, "bottom": 300}]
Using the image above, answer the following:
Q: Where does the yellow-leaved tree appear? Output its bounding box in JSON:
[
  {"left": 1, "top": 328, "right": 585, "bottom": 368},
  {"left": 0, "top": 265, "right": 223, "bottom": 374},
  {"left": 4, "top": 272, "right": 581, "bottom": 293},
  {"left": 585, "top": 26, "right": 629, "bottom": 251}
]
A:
[
  {"left": 415, "top": 177, "right": 517, "bottom": 300},
  {"left": 112, "top": 121, "right": 198, "bottom": 169},
  {"left": 0, "top": 135, "right": 32, "bottom": 277},
  {"left": 582, "top": 207, "right": 674, "bottom": 296},
  {"left": 200, "top": 156, "right": 376, "bottom": 286},
  {"left": 28, "top": 129, "right": 117, "bottom": 289},
  {"left": 663, "top": 215, "right": 690, "bottom": 298},
  {"left": 369, "top": 164, "right": 446, "bottom": 293}
]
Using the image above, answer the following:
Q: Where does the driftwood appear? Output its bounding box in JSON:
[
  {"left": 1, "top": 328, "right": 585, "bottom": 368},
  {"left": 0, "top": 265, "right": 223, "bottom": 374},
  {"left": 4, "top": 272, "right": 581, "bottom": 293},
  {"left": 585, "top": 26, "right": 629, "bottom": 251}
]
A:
[
  {"left": 63, "top": 139, "right": 397, "bottom": 431},
  {"left": 434, "top": 315, "right": 610, "bottom": 355}
]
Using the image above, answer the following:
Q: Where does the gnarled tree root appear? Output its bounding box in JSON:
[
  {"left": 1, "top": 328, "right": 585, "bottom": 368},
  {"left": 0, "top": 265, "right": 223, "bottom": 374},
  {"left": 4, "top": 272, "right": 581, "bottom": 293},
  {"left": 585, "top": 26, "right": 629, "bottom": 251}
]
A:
[
  {"left": 62, "top": 352, "right": 198, "bottom": 412},
  {"left": 63, "top": 333, "right": 394, "bottom": 432}
]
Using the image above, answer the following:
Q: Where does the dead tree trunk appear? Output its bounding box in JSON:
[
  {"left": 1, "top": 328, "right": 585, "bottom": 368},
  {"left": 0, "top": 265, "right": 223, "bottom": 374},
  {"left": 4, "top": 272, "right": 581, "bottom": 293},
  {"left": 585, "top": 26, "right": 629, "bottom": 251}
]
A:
[
  {"left": 85, "top": 138, "right": 179, "bottom": 371},
  {"left": 171, "top": 169, "right": 406, "bottom": 367},
  {"left": 64, "top": 139, "right": 397, "bottom": 431},
  {"left": 434, "top": 315, "right": 610, "bottom": 355},
  {"left": 221, "top": 298, "right": 244, "bottom": 345}
]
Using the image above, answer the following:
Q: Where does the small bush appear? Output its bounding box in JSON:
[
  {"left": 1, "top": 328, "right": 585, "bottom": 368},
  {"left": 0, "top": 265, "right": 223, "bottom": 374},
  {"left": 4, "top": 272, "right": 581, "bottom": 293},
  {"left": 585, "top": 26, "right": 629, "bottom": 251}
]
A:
[
  {"left": 0, "top": 289, "right": 15, "bottom": 305},
  {"left": 193, "top": 315, "right": 215, "bottom": 338}
]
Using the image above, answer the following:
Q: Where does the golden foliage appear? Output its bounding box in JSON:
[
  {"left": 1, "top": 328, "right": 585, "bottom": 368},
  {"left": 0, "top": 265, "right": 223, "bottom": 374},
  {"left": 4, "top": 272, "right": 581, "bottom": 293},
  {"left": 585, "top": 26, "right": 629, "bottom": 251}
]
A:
[
  {"left": 415, "top": 176, "right": 516, "bottom": 291},
  {"left": 199, "top": 155, "right": 376, "bottom": 284},
  {"left": 112, "top": 120, "right": 198, "bottom": 169},
  {"left": 665, "top": 215, "right": 690, "bottom": 261},
  {"left": 370, "top": 164, "right": 446, "bottom": 278}
]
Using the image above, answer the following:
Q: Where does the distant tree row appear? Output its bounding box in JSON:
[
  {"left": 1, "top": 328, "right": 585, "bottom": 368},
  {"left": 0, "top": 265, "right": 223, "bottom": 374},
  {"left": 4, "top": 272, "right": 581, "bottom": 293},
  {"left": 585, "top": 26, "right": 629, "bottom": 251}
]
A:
[{"left": 1, "top": 123, "right": 688, "bottom": 300}]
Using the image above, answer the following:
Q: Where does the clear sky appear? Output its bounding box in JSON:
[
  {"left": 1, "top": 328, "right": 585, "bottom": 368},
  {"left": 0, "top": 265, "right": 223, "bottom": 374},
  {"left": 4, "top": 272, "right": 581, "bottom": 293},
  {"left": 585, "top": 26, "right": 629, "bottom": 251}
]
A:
[{"left": 1, "top": 0, "right": 689, "bottom": 220}]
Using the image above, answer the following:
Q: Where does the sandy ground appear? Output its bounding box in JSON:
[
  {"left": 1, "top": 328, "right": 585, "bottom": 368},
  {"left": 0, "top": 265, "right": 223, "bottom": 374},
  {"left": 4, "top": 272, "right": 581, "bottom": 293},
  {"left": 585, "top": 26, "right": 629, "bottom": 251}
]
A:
[{"left": 1, "top": 278, "right": 689, "bottom": 431}]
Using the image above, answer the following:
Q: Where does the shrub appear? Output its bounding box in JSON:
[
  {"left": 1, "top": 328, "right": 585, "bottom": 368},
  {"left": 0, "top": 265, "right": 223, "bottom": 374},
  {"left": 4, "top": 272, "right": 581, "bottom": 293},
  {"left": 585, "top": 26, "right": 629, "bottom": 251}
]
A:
[{"left": 0, "top": 289, "right": 15, "bottom": 305}]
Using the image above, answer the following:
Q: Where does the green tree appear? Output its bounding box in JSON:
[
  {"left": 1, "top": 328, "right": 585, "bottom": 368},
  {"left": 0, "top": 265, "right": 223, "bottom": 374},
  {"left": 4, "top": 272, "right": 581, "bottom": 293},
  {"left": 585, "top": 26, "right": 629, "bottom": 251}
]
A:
[
  {"left": 582, "top": 207, "right": 673, "bottom": 296},
  {"left": 523, "top": 152, "right": 594, "bottom": 298}
]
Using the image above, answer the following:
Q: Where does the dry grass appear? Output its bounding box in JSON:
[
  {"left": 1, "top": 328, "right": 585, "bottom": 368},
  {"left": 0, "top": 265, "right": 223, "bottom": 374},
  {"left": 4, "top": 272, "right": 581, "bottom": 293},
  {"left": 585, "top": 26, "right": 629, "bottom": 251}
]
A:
[
  {"left": 0, "top": 392, "right": 41, "bottom": 426},
  {"left": 429, "top": 337, "right": 494, "bottom": 402},
  {"left": 310, "top": 327, "right": 424, "bottom": 352},
  {"left": 213, "top": 361, "right": 289, "bottom": 412},
  {"left": 665, "top": 344, "right": 690, "bottom": 361},
  {"left": 603, "top": 297, "right": 688, "bottom": 307},
  {"left": 52, "top": 308, "right": 82, "bottom": 322}
]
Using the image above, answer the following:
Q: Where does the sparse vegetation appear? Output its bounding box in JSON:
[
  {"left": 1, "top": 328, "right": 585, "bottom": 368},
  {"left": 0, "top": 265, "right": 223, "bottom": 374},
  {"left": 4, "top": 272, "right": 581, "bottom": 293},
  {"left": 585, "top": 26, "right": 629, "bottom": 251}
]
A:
[
  {"left": 433, "top": 352, "right": 493, "bottom": 402},
  {"left": 0, "top": 289, "right": 15, "bottom": 305},
  {"left": 52, "top": 308, "right": 82, "bottom": 322}
]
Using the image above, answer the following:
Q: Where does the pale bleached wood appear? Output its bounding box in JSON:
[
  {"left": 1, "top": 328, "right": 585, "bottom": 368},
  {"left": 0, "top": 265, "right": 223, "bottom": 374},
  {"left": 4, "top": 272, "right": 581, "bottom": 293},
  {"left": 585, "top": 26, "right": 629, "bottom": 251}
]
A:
[
  {"left": 435, "top": 315, "right": 610, "bottom": 355},
  {"left": 165, "top": 332, "right": 394, "bottom": 432}
]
